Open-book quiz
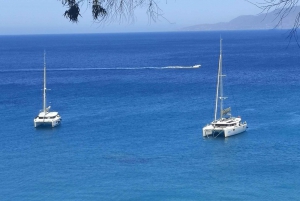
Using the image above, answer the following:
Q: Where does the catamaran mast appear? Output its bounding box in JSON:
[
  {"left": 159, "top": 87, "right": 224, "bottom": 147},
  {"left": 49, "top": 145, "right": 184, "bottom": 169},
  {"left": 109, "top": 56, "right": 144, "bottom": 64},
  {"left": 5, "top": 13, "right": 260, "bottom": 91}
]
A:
[
  {"left": 219, "top": 39, "right": 224, "bottom": 119},
  {"left": 214, "top": 39, "right": 222, "bottom": 121},
  {"left": 218, "top": 39, "right": 227, "bottom": 119},
  {"left": 43, "top": 51, "right": 46, "bottom": 114}
]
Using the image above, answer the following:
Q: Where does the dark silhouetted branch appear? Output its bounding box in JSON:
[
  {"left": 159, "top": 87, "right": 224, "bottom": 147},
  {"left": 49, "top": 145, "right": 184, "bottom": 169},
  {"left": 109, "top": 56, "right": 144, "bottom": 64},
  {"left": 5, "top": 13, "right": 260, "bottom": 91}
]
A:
[
  {"left": 61, "top": 0, "right": 164, "bottom": 24},
  {"left": 248, "top": 0, "right": 300, "bottom": 45}
]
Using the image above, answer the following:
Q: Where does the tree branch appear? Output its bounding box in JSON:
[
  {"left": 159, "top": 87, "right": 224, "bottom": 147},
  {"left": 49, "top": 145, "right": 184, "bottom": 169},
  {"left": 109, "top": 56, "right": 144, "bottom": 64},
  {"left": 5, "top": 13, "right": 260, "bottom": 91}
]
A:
[
  {"left": 60, "top": 0, "right": 163, "bottom": 24},
  {"left": 248, "top": 0, "right": 300, "bottom": 45}
]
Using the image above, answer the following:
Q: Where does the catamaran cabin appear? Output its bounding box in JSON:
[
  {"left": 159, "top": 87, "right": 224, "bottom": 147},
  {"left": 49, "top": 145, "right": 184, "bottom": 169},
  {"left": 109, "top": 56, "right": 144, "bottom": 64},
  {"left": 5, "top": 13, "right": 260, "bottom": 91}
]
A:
[{"left": 212, "top": 118, "right": 242, "bottom": 128}]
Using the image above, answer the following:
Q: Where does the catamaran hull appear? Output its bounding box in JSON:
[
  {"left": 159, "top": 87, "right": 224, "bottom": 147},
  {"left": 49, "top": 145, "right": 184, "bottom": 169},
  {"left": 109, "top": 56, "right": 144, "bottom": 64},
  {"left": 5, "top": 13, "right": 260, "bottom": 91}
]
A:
[
  {"left": 203, "top": 124, "right": 247, "bottom": 138},
  {"left": 34, "top": 119, "right": 61, "bottom": 128}
]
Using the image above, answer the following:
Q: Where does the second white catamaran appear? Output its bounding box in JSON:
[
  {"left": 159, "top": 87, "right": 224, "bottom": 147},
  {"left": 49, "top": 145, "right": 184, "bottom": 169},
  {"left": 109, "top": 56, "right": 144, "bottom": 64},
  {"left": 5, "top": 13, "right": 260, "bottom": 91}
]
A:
[
  {"left": 34, "top": 52, "right": 61, "bottom": 128},
  {"left": 203, "top": 39, "right": 247, "bottom": 138}
]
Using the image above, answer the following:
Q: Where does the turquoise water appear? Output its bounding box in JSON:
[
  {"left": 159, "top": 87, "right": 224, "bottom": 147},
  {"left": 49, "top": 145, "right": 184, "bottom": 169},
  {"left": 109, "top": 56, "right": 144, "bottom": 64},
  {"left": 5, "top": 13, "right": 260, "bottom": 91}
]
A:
[{"left": 0, "top": 31, "right": 300, "bottom": 200}]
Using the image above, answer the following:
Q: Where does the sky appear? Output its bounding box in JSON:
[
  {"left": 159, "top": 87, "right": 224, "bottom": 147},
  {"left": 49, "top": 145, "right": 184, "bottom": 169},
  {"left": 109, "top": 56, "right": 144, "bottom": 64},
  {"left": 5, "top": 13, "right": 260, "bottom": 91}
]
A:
[{"left": 0, "top": 0, "right": 262, "bottom": 35}]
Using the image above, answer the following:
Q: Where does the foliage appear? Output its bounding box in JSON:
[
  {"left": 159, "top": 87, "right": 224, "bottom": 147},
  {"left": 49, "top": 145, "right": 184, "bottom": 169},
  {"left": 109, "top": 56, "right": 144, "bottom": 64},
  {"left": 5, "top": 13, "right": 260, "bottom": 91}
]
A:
[{"left": 61, "top": 0, "right": 162, "bottom": 23}]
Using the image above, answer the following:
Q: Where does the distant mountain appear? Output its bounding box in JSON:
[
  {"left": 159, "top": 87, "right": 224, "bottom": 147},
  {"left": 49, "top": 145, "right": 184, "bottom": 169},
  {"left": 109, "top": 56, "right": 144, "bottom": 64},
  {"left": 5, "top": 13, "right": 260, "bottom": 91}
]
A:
[{"left": 182, "top": 7, "right": 300, "bottom": 31}]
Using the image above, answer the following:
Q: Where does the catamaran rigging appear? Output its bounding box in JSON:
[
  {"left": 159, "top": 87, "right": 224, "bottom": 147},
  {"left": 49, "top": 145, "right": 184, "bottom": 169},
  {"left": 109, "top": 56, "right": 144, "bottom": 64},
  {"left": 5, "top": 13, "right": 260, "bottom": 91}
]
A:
[
  {"left": 34, "top": 51, "right": 61, "bottom": 128},
  {"left": 203, "top": 39, "right": 247, "bottom": 138}
]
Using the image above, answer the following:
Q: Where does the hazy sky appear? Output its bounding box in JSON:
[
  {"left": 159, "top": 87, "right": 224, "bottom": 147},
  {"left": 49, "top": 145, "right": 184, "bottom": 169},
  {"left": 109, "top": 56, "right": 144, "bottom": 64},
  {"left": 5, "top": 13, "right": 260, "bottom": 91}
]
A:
[{"left": 0, "top": 0, "right": 261, "bottom": 35}]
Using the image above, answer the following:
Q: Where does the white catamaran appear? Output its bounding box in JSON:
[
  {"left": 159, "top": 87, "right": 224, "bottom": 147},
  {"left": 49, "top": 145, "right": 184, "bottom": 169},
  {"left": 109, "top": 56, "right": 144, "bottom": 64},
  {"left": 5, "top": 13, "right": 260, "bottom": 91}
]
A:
[
  {"left": 34, "top": 52, "right": 61, "bottom": 128},
  {"left": 203, "top": 39, "right": 247, "bottom": 138}
]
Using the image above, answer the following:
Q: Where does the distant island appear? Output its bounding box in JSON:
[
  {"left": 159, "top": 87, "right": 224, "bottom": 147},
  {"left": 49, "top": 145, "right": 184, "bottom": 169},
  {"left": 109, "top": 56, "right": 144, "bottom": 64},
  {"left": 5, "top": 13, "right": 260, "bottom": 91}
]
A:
[{"left": 181, "top": 7, "right": 300, "bottom": 31}]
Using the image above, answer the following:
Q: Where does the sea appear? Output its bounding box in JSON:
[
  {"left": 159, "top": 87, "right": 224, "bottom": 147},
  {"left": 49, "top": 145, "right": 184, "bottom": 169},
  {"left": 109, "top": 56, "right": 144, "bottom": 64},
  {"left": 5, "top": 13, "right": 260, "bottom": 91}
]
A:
[{"left": 0, "top": 30, "right": 300, "bottom": 200}]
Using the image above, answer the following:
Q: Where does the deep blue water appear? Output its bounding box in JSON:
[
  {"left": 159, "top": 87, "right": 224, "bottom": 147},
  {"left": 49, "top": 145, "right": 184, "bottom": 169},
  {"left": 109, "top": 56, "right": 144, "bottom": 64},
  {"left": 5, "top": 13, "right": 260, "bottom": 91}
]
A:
[{"left": 0, "top": 31, "right": 300, "bottom": 200}]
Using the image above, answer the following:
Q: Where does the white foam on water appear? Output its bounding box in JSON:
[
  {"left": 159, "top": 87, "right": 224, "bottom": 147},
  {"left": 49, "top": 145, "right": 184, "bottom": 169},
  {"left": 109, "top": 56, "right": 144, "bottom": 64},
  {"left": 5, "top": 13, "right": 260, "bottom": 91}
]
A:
[{"left": 0, "top": 65, "right": 200, "bottom": 72}]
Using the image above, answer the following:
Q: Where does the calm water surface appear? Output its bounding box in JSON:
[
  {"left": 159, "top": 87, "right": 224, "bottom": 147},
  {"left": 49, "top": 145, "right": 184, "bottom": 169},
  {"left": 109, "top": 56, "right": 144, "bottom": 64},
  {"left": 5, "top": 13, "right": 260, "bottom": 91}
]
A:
[{"left": 0, "top": 31, "right": 300, "bottom": 200}]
